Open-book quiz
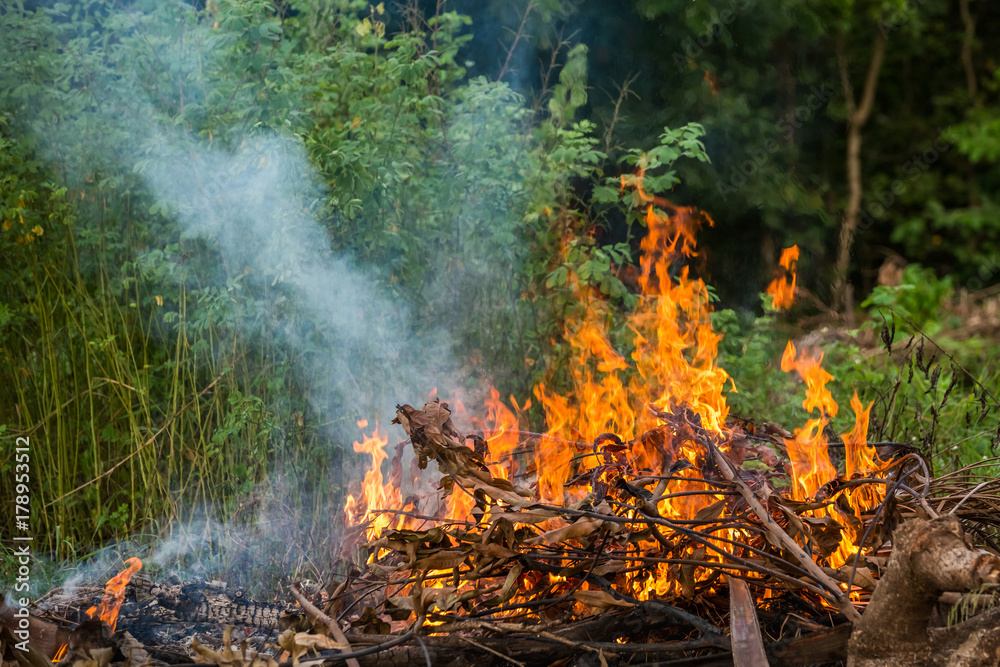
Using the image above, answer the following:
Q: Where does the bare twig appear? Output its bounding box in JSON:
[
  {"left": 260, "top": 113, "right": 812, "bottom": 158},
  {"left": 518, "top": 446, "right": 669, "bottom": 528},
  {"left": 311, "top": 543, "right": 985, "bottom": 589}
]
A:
[
  {"left": 497, "top": 1, "right": 536, "bottom": 82},
  {"left": 290, "top": 584, "right": 360, "bottom": 667}
]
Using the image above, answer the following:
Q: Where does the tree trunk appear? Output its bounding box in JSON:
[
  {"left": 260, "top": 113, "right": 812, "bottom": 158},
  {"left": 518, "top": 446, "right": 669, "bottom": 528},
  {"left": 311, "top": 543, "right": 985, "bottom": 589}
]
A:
[{"left": 834, "top": 29, "right": 886, "bottom": 313}]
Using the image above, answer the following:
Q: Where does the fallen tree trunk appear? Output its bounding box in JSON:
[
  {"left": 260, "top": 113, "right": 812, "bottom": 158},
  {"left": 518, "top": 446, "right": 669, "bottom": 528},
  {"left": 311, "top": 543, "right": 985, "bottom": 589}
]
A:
[{"left": 848, "top": 515, "right": 1000, "bottom": 666}]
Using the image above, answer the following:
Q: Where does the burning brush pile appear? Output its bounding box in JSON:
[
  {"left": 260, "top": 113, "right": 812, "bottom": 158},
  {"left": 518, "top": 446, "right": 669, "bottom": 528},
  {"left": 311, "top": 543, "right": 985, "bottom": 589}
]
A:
[
  {"left": 329, "top": 176, "right": 1000, "bottom": 665},
  {"left": 5, "top": 174, "right": 1000, "bottom": 667}
]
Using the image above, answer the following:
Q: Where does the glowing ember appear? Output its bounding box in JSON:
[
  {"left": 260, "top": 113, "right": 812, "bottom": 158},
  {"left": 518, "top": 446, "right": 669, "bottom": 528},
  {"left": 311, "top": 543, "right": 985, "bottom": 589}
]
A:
[
  {"left": 86, "top": 557, "right": 142, "bottom": 632},
  {"left": 766, "top": 245, "right": 799, "bottom": 311}
]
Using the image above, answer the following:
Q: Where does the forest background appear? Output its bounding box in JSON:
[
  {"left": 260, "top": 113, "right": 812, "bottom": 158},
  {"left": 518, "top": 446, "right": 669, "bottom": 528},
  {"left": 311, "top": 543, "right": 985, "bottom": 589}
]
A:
[{"left": 2, "top": 0, "right": 999, "bottom": 590}]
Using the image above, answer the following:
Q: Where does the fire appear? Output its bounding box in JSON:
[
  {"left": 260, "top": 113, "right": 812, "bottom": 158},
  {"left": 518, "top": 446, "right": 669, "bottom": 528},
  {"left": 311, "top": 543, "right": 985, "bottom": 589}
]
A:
[
  {"left": 344, "top": 423, "right": 401, "bottom": 540},
  {"left": 530, "top": 166, "right": 730, "bottom": 511},
  {"left": 86, "top": 557, "right": 142, "bottom": 632},
  {"left": 835, "top": 391, "right": 882, "bottom": 564},
  {"left": 345, "top": 161, "right": 886, "bottom": 605},
  {"left": 843, "top": 391, "right": 876, "bottom": 480},
  {"left": 766, "top": 245, "right": 799, "bottom": 310},
  {"left": 54, "top": 644, "right": 68, "bottom": 661},
  {"left": 480, "top": 387, "right": 523, "bottom": 482},
  {"left": 780, "top": 341, "right": 838, "bottom": 500},
  {"left": 780, "top": 342, "right": 884, "bottom": 566},
  {"left": 781, "top": 341, "right": 838, "bottom": 419}
]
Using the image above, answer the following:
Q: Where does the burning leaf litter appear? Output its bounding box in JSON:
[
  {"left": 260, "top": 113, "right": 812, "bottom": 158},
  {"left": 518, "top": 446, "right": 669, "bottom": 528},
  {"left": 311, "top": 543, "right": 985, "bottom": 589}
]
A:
[{"left": 327, "top": 173, "right": 900, "bottom": 662}]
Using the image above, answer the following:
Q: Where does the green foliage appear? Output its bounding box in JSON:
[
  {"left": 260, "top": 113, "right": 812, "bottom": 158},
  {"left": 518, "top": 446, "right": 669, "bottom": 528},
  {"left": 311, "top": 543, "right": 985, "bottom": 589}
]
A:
[
  {"left": 548, "top": 44, "right": 589, "bottom": 128},
  {"left": 862, "top": 264, "right": 955, "bottom": 333}
]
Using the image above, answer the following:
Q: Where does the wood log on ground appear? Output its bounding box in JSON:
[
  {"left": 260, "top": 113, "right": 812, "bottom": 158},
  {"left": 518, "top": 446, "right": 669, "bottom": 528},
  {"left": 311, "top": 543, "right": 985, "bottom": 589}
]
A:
[
  {"left": 848, "top": 515, "right": 1000, "bottom": 667},
  {"left": 127, "top": 577, "right": 291, "bottom": 629}
]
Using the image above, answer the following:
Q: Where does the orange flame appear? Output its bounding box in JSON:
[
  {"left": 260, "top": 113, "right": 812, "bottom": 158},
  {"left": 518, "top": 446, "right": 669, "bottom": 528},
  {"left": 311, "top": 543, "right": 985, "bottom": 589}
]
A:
[
  {"left": 833, "top": 391, "right": 882, "bottom": 565},
  {"left": 344, "top": 423, "right": 402, "bottom": 540},
  {"left": 780, "top": 341, "right": 838, "bottom": 500},
  {"left": 766, "top": 245, "right": 799, "bottom": 310},
  {"left": 480, "top": 387, "right": 523, "bottom": 482},
  {"left": 85, "top": 557, "right": 142, "bottom": 632},
  {"left": 53, "top": 644, "right": 68, "bottom": 662},
  {"left": 781, "top": 341, "right": 838, "bottom": 418},
  {"left": 345, "top": 164, "right": 736, "bottom": 600},
  {"left": 780, "top": 342, "right": 884, "bottom": 566},
  {"left": 842, "top": 391, "right": 876, "bottom": 480}
]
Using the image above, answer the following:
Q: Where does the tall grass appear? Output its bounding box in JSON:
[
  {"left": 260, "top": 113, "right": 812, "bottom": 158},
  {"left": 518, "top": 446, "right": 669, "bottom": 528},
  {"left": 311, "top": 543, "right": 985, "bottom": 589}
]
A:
[{"left": 1, "top": 213, "right": 343, "bottom": 587}]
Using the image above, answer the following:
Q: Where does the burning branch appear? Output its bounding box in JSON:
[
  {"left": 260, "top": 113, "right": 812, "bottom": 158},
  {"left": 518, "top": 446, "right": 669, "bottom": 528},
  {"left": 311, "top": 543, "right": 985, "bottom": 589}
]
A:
[{"left": 86, "top": 558, "right": 143, "bottom": 633}]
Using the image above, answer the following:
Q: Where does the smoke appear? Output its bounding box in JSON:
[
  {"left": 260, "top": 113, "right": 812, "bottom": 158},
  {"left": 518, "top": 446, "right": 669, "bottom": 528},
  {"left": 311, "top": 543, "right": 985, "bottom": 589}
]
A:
[
  {"left": 139, "top": 129, "right": 460, "bottom": 425},
  {"left": 4, "top": 0, "right": 521, "bottom": 585},
  {"left": 22, "top": 1, "right": 476, "bottom": 429}
]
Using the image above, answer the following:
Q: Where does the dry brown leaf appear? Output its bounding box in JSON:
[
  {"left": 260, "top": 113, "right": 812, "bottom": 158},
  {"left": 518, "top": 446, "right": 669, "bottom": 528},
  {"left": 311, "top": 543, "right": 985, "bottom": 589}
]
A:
[
  {"left": 472, "top": 542, "right": 519, "bottom": 559},
  {"left": 572, "top": 590, "right": 635, "bottom": 610},
  {"left": 288, "top": 634, "right": 348, "bottom": 652},
  {"left": 191, "top": 627, "right": 250, "bottom": 667},
  {"left": 468, "top": 478, "right": 536, "bottom": 508},
  {"left": 592, "top": 561, "right": 627, "bottom": 576},
  {"left": 499, "top": 562, "right": 524, "bottom": 603},
  {"left": 489, "top": 510, "right": 557, "bottom": 525},
  {"left": 837, "top": 564, "right": 877, "bottom": 590},
  {"left": 277, "top": 630, "right": 308, "bottom": 667},
  {"left": 415, "top": 585, "right": 459, "bottom": 615},
  {"left": 693, "top": 499, "right": 726, "bottom": 523},
  {"left": 800, "top": 515, "right": 844, "bottom": 556},
  {"left": 526, "top": 517, "right": 603, "bottom": 546},
  {"left": 413, "top": 549, "right": 468, "bottom": 570}
]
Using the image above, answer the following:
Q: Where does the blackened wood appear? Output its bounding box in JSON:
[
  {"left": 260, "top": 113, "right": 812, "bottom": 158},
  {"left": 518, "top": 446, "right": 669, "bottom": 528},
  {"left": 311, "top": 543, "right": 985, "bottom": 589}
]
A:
[{"left": 125, "top": 576, "right": 294, "bottom": 629}]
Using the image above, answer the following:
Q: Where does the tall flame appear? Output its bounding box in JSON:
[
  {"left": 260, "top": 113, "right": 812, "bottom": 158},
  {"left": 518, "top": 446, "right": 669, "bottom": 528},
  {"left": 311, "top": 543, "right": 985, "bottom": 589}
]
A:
[
  {"left": 780, "top": 341, "right": 884, "bottom": 566},
  {"left": 344, "top": 423, "right": 399, "bottom": 540},
  {"left": 85, "top": 557, "right": 142, "bottom": 632},
  {"left": 531, "top": 168, "right": 731, "bottom": 508},
  {"left": 480, "top": 387, "right": 525, "bottom": 482},
  {"left": 780, "top": 341, "right": 838, "bottom": 500},
  {"left": 766, "top": 245, "right": 799, "bottom": 310}
]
